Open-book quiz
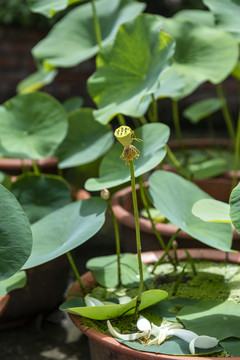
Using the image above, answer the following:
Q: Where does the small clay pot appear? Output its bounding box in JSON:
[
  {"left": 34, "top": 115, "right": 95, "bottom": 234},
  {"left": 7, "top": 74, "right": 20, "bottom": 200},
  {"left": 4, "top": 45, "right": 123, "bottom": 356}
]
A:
[{"left": 67, "top": 249, "right": 240, "bottom": 360}]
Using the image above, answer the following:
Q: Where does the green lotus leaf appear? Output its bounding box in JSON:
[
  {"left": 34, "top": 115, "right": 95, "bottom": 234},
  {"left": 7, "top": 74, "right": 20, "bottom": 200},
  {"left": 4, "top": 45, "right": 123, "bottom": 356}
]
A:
[
  {"left": 85, "top": 123, "right": 170, "bottom": 191},
  {"left": 32, "top": 0, "right": 145, "bottom": 67},
  {"left": 156, "top": 16, "right": 239, "bottom": 100},
  {"left": 27, "top": 0, "right": 84, "bottom": 18},
  {"left": 0, "top": 185, "right": 32, "bottom": 280},
  {"left": 57, "top": 108, "right": 114, "bottom": 169},
  {"left": 203, "top": 0, "right": 240, "bottom": 41},
  {"left": 86, "top": 253, "right": 151, "bottom": 288},
  {"left": 183, "top": 98, "right": 225, "bottom": 123},
  {"left": 11, "top": 174, "right": 72, "bottom": 224},
  {"left": 63, "top": 96, "right": 83, "bottom": 113},
  {"left": 117, "top": 337, "right": 222, "bottom": 356},
  {"left": 0, "top": 271, "right": 27, "bottom": 296},
  {"left": 88, "top": 13, "right": 175, "bottom": 124},
  {"left": 148, "top": 170, "right": 233, "bottom": 251},
  {"left": 0, "top": 92, "right": 68, "bottom": 159},
  {"left": 17, "top": 68, "right": 58, "bottom": 94},
  {"left": 192, "top": 198, "right": 231, "bottom": 223},
  {"left": 22, "top": 197, "right": 107, "bottom": 269},
  {"left": 155, "top": 67, "right": 187, "bottom": 99},
  {"left": 60, "top": 289, "right": 167, "bottom": 320},
  {"left": 230, "top": 183, "right": 240, "bottom": 234},
  {"left": 220, "top": 338, "right": 240, "bottom": 356},
  {"left": 178, "top": 300, "right": 240, "bottom": 341},
  {"left": 174, "top": 9, "right": 215, "bottom": 27}
]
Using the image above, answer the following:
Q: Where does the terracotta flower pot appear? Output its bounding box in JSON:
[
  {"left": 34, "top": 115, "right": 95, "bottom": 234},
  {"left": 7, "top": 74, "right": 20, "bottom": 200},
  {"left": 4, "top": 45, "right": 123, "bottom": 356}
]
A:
[
  {"left": 0, "top": 295, "right": 10, "bottom": 317},
  {"left": 0, "top": 157, "right": 58, "bottom": 175},
  {"left": 165, "top": 138, "right": 240, "bottom": 202},
  {"left": 67, "top": 249, "right": 240, "bottom": 360}
]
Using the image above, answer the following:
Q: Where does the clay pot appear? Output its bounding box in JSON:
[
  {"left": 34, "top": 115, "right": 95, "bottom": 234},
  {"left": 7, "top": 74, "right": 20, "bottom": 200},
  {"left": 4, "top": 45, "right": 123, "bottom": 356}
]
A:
[
  {"left": 0, "top": 157, "right": 58, "bottom": 175},
  {"left": 0, "top": 295, "right": 10, "bottom": 316},
  {"left": 67, "top": 249, "right": 240, "bottom": 360},
  {"left": 165, "top": 138, "right": 240, "bottom": 202},
  {"left": 111, "top": 184, "right": 240, "bottom": 252}
]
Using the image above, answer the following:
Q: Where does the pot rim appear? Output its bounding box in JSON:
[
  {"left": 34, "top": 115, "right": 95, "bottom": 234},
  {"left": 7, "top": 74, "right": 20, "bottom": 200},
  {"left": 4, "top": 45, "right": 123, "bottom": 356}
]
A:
[
  {"left": 111, "top": 182, "right": 240, "bottom": 241},
  {"left": 67, "top": 248, "right": 240, "bottom": 360}
]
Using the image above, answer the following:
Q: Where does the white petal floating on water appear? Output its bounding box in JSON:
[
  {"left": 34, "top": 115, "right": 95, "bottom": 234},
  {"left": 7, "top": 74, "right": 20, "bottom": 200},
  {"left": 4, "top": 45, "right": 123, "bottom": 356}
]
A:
[
  {"left": 137, "top": 316, "right": 151, "bottom": 332},
  {"left": 168, "top": 328, "right": 197, "bottom": 343},
  {"left": 189, "top": 335, "right": 219, "bottom": 355},
  {"left": 84, "top": 295, "right": 104, "bottom": 307},
  {"left": 107, "top": 320, "right": 148, "bottom": 341}
]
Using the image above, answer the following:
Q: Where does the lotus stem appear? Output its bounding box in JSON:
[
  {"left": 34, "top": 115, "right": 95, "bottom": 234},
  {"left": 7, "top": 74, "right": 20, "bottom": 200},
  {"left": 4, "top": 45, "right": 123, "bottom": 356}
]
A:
[
  {"left": 129, "top": 159, "right": 144, "bottom": 322},
  {"left": 138, "top": 176, "right": 175, "bottom": 266},
  {"left": 165, "top": 144, "right": 191, "bottom": 180},
  {"left": 148, "top": 95, "right": 158, "bottom": 122},
  {"left": 117, "top": 114, "right": 126, "bottom": 126},
  {"left": 172, "top": 99, "right": 185, "bottom": 151},
  {"left": 216, "top": 83, "right": 235, "bottom": 143},
  {"left": 151, "top": 228, "right": 181, "bottom": 274},
  {"left": 32, "top": 159, "right": 40, "bottom": 175},
  {"left": 106, "top": 198, "right": 122, "bottom": 288},
  {"left": 66, "top": 251, "right": 88, "bottom": 294},
  {"left": 232, "top": 109, "right": 240, "bottom": 189},
  {"left": 90, "top": 0, "right": 102, "bottom": 50}
]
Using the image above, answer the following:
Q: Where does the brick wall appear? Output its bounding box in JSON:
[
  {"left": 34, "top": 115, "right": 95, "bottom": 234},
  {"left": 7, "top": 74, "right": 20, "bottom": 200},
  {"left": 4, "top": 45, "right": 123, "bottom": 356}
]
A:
[{"left": 0, "top": 26, "right": 95, "bottom": 106}]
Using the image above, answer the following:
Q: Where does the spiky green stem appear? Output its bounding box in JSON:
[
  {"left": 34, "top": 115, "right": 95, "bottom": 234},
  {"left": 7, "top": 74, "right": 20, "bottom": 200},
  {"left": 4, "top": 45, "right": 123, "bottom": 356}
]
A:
[{"left": 172, "top": 100, "right": 184, "bottom": 150}]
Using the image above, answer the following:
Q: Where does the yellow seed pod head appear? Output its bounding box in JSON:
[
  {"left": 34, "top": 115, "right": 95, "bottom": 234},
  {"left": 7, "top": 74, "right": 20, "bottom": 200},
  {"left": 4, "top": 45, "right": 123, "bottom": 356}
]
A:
[{"left": 114, "top": 126, "right": 132, "bottom": 148}]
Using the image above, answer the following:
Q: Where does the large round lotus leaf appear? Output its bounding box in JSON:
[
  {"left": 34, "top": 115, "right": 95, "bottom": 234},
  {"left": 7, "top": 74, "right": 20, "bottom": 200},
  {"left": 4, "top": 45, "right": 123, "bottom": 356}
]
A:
[
  {"left": 174, "top": 9, "right": 215, "bottom": 27},
  {"left": 203, "top": 0, "right": 240, "bottom": 42},
  {"left": 0, "top": 185, "right": 32, "bottom": 280},
  {"left": 11, "top": 174, "right": 72, "bottom": 224},
  {"left": 156, "top": 16, "right": 239, "bottom": 100},
  {"left": 230, "top": 183, "right": 240, "bottom": 234},
  {"left": 88, "top": 13, "right": 175, "bottom": 124},
  {"left": 56, "top": 108, "right": 114, "bottom": 169},
  {"left": 178, "top": 300, "right": 240, "bottom": 341},
  {"left": 0, "top": 92, "right": 68, "bottom": 159},
  {"left": 148, "top": 170, "right": 233, "bottom": 251},
  {"left": 27, "top": 0, "right": 84, "bottom": 18},
  {"left": 85, "top": 123, "right": 170, "bottom": 191},
  {"left": 32, "top": 0, "right": 145, "bottom": 67},
  {"left": 22, "top": 197, "right": 107, "bottom": 269},
  {"left": 0, "top": 271, "right": 26, "bottom": 296},
  {"left": 192, "top": 198, "right": 231, "bottom": 223}
]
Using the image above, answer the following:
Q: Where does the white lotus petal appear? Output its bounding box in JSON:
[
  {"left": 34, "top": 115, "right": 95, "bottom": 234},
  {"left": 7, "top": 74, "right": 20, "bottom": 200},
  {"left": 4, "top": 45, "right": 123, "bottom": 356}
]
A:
[
  {"left": 137, "top": 316, "right": 151, "bottom": 332},
  {"left": 189, "top": 335, "right": 219, "bottom": 355},
  {"left": 84, "top": 295, "right": 104, "bottom": 307},
  {"left": 151, "top": 323, "right": 161, "bottom": 337},
  {"left": 168, "top": 328, "right": 197, "bottom": 343},
  {"left": 107, "top": 320, "right": 148, "bottom": 341},
  {"left": 118, "top": 296, "right": 132, "bottom": 304}
]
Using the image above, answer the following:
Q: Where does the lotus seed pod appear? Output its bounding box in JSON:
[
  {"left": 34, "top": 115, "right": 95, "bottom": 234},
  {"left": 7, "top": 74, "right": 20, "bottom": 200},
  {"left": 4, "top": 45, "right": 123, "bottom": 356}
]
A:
[{"left": 114, "top": 126, "right": 132, "bottom": 148}]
